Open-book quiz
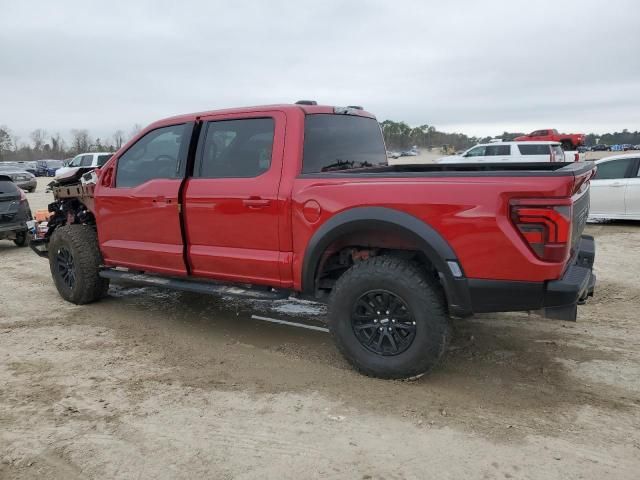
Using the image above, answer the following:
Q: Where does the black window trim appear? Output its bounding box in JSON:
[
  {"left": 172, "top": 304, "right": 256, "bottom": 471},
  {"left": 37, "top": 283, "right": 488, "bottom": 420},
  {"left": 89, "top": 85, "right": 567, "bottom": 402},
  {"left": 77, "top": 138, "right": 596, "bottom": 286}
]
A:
[
  {"left": 114, "top": 122, "right": 193, "bottom": 188},
  {"left": 193, "top": 116, "right": 276, "bottom": 179}
]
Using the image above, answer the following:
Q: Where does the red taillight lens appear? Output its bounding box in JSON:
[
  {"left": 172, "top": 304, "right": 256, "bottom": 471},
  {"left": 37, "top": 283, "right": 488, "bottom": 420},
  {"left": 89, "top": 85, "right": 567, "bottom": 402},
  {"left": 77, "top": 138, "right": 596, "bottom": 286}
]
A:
[{"left": 511, "top": 203, "right": 572, "bottom": 262}]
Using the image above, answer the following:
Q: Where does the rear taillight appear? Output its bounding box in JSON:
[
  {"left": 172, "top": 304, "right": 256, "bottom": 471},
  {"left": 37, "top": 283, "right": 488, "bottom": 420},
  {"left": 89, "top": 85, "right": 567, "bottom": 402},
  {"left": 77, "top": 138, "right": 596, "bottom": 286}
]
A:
[{"left": 510, "top": 201, "right": 572, "bottom": 262}]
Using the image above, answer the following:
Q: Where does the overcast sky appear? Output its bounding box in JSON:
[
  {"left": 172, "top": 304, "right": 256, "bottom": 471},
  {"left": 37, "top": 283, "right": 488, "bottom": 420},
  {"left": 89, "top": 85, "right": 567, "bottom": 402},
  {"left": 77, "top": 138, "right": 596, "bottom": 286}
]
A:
[{"left": 1, "top": 0, "right": 639, "bottom": 143}]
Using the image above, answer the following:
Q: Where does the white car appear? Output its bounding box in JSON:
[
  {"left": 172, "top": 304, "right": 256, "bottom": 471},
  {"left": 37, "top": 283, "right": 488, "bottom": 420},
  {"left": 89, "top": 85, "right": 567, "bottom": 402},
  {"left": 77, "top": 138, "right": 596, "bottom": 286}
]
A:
[
  {"left": 589, "top": 154, "right": 640, "bottom": 220},
  {"left": 437, "top": 141, "right": 565, "bottom": 163},
  {"left": 55, "top": 152, "right": 113, "bottom": 178}
]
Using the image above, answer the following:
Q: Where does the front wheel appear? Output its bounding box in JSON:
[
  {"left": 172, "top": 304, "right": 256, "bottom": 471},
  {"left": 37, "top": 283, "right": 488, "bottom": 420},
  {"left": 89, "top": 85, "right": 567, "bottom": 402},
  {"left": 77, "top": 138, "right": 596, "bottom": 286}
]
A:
[
  {"left": 48, "top": 225, "right": 109, "bottom": 304},
  {"left": 328, "top": 256, "right": 450, "bottom": 379}
]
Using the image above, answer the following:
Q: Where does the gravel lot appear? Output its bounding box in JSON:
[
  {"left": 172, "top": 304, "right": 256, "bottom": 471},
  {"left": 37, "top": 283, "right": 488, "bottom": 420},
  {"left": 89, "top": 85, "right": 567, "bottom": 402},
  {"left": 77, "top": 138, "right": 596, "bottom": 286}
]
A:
[{"left": 1, "top": 177, "right": 639, "bottom": 479}]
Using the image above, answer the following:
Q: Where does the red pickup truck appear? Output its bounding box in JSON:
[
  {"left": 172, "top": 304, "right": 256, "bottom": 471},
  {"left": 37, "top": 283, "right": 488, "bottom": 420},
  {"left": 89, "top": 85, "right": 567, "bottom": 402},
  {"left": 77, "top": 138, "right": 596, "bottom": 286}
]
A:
[
  {"left": 514, "top": 129, "right": 586, "bottom": 150},
  {"left": 33, "top": 102, "right": 597, "bottom": 379}
]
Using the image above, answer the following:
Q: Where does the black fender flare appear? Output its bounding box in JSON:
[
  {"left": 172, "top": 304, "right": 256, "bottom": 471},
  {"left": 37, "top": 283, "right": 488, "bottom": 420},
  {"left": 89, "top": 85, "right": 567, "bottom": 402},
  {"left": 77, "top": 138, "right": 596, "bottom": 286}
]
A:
[{"left": 301, "top": 207, "right": 472, "bottom": 316}]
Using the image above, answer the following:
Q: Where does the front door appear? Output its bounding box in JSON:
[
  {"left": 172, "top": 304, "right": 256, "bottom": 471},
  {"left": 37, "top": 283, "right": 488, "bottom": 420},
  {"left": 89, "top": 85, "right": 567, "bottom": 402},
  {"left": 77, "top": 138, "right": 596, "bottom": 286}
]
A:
[
  {"left": 94, "top": 122, "right": 193, "bottom": 275},
  {"left": 183, "top": 111, "right": 285, "bottom": 286}
]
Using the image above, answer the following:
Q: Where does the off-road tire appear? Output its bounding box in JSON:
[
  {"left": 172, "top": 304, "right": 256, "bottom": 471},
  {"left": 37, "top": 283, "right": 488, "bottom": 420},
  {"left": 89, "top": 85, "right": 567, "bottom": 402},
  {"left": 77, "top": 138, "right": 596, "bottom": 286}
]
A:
[
  {"left": 48, "top": 225, "right": 109, "bottom": 304},
  {"left": 13, "top": 231, "right": 28, "bottom": 247},
  {"left": 328, "top": 256, "right": 451, "bottom": 379}
]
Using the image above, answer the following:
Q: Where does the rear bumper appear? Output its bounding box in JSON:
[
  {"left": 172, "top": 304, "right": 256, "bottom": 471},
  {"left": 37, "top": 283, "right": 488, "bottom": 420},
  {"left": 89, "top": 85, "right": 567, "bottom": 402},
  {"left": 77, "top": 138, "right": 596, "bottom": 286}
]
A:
[{"left": 460, "top": 235, "right": 596, "bottom": 321}]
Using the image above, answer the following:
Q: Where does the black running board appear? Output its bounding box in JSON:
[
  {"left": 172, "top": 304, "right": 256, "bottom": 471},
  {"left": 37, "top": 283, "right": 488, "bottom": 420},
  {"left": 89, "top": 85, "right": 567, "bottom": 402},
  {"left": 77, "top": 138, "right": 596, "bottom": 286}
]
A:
[{"left": 99, "top": 269, "right": 289, "bottom": 300}]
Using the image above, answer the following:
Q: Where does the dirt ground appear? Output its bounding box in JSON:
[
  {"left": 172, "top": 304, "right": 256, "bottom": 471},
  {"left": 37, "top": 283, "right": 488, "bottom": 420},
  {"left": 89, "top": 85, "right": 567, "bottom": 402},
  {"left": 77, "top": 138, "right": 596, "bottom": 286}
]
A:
[{"left": 1, "top": 177, "right": 639, "bottom": 479}]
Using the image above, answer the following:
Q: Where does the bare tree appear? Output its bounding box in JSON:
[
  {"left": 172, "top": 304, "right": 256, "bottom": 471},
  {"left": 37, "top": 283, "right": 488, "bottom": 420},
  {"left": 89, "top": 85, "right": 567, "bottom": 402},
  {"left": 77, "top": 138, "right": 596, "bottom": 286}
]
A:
[
  {"left": 70, "top": 129, "right": 92, "bottom": 154},
  {"left": 30, "top": 128, "right": 48, "bottom": 151},
  {"left": 129, "top": 123, "right": 142, "bottom": 140},
  {"left": 0, "top": 126, "right": 14, "bottom": 161},
  {"left": 50, "top": 132, "right": 66, "bottom": 157},
  {"left": 113, "top": 129, "right": 125, "bottom": 149}
]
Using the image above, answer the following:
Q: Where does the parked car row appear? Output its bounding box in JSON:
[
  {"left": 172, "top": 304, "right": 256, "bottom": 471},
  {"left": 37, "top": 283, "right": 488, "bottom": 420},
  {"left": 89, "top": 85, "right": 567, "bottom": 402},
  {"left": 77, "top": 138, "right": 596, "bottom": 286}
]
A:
[
  {"left": 0, "top": 163, "right": 37, "bottom": 192},
  {"left": 437, "top": 141, "right": 565, "bottom": 164}
]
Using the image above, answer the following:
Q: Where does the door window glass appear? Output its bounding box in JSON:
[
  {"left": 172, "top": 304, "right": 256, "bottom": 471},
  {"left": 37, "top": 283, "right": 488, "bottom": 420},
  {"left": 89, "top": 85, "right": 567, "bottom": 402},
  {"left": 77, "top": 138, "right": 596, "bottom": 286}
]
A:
[
  {"left": 593, "top": 158, "right": 635, "bottom": 180},
  {"left": 97, "top": 154, "right": 112, "bottom": 167},
  {"left": 198, "top": 118, "right": 274, "bottom": 178},
  {"left": 485, "top": 145, "right": 510, "bottom": 156},
  {"left": 80, "top": 155, "right": 93, "bottom": 166},
  {"left": 116, "top": 124, "right": 186, "bottom": 187},
  {"left": 518, "top": 144, "right": 551, "bottom": 155},
  {"left": 464, "top": 146, "right": 486, "bottom": 157}
]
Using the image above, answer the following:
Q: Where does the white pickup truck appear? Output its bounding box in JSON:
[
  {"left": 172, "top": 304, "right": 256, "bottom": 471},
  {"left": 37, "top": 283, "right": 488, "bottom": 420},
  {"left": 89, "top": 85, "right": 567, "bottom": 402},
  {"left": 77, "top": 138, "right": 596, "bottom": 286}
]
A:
[{"left": 437, "top": 141, "right": 566, "bottom": 163}]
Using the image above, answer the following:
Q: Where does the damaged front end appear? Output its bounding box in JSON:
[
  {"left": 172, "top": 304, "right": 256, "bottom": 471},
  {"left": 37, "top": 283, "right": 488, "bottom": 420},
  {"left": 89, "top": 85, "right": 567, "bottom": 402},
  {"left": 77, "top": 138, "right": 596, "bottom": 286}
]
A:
[{"left": 30, "top": 168, "right": 99, "bottom": 258}]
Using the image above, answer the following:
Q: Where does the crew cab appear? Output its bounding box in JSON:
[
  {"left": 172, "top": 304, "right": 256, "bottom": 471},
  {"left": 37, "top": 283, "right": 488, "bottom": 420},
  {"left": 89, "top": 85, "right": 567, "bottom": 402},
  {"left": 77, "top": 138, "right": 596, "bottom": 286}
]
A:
[
  {"left": 31, "top": 102, "right": 597, "bottom": 379},
  {"left": 514, "top": 129, "right": 585, "bottom": 151},
  {"left": 55, "top": 152, "right": 113, "bottom": 178}
]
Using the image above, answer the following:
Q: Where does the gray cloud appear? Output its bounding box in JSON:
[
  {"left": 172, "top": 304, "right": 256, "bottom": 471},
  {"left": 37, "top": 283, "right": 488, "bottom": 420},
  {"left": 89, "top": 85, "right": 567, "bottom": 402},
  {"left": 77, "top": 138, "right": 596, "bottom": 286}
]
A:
[{"left": 1, "top": 0, "right": 639, "bottom": 142}]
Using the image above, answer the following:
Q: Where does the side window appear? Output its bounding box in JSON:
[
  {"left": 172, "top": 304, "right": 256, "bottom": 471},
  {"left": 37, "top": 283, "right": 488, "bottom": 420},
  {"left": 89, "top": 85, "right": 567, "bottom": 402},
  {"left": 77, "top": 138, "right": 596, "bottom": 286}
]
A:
[
  {"left": 116, "top": 124, "right": 186, "bottom": 188},
  {"left": 197, "top": 118, "right": 274, "bottom": 178},
  {"left": 485, "top": 145, "right": 510, "bottom": 156},
  {"left": 593, "top": 158, "right": 636, "bottom": 180},
  {"left": 97, "top": 154, "right": 112, "bottom": 167},
  {"left": 518, "top": 144, "right": 551, "bottom": 155},
  {"left": 464, "top": 146, "right": 486, "bottom": 157},
  {"left": 80, "top": 155, "right": 93, "bottom": 166}
]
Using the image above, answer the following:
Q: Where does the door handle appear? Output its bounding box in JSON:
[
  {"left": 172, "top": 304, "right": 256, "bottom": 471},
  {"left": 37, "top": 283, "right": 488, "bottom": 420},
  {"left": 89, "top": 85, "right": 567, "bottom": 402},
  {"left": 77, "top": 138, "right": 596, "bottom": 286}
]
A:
[
  {"left": 243, "top": 197, "right": 271, "bottom": 208},
  {"left": 152, "top": 196, "right": 174, "bottom": 206}
]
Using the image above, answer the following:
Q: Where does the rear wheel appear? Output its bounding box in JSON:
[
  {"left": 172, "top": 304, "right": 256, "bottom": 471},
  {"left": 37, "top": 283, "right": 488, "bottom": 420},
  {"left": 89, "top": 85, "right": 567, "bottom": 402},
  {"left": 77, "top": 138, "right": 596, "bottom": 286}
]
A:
[
  {"left": 48, "top": 225, "right": 109, "bottom": 304},
  {"left": 328, "top": 256, "right": 450, "bottom": 379},
  {"left": 13, "top": 231, "right": 27, "bottom": 247}
]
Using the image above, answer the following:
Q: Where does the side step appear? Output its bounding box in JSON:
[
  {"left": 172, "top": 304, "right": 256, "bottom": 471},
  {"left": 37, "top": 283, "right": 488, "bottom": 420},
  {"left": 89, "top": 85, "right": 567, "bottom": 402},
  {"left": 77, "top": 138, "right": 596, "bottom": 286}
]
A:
[{"left": 99, "top": 269, "right": 289, "bottom": 300}]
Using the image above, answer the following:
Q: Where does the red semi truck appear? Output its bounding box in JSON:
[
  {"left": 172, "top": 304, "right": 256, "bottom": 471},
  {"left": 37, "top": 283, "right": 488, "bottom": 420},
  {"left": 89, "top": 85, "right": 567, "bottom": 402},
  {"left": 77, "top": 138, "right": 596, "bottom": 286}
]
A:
[
  {"left": 514, "top": 129, "right": 585, "bottom": 150},
  {"left": 32, "top": 102, "right": 597, "bottom": 379}
]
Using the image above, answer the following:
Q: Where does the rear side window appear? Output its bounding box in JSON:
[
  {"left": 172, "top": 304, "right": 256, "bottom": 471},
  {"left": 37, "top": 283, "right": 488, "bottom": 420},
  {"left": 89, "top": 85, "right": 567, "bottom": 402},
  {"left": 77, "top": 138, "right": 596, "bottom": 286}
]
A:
[
  {"left": 116, "top": 124, "right": 186, "bottom": 188},
  {"left": 197, "top": 118, "right": 274, "bottom": 178},
  {"left": 97, "top": 154, "right": 112, "bottom": 167},
  {"left": 518, "top": 144, "right": 551, "bottom": 155},
  {"left": 551, "top": 145, "right": 564, "bottom": 160},
  {"left": 302, "top": 114, "right": 387, "bottom": 173},
  {"left": 484, "top": 145, "right": 510, "bottom": 156},
  {"left": 594, "top": 158, "right": 636, "bottom": 180}
]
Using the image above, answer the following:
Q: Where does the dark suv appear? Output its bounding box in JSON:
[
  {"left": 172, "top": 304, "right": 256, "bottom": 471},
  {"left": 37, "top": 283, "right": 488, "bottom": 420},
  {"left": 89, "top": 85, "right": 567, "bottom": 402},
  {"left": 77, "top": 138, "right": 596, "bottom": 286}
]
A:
[{"left": 0, "top": 175, "right": 32, "bottom": 246}]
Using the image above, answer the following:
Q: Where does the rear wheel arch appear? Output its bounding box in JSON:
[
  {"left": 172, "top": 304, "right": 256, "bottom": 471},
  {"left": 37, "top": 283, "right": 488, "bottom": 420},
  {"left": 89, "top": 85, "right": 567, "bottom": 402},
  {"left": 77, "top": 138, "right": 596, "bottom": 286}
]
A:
[{"left": 301, "top": 207, "right": 463, "bottom": 303}]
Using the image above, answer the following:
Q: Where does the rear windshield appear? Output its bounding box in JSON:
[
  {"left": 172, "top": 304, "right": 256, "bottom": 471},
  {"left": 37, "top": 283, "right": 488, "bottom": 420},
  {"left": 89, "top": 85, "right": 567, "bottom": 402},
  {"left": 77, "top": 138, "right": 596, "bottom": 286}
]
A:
[
  {"left": 0, "top": 179, "right": 18, "bottom": 194},
  {"left": 517, "top": 144, "right": 551, "bottom": 155},
  {"left": 47, "top": 160, "right": 64, "bottom": 167},
  {"left": 302, "top": 114, "right": 387, "bottom": 173}
]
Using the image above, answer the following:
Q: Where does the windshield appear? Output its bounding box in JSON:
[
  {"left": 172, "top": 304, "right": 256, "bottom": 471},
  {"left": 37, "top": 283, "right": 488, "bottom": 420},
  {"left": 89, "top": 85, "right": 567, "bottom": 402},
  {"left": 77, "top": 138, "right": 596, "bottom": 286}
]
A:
[{"left": 302, "top": 114, "right": 387, "bottom": 173}]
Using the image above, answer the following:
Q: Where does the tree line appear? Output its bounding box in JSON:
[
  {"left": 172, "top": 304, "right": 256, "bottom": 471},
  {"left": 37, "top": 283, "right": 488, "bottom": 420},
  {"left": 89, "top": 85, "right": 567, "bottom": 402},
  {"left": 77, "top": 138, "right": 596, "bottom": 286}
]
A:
[
  {"left": 0, "top": 125, "right": 142, "bottom": 162},
  {"left": 380, "top": 121, "right": 640, "bottom": 151},
  {"left": 2, "top": 122, "right": 639, "bottom": 162}
]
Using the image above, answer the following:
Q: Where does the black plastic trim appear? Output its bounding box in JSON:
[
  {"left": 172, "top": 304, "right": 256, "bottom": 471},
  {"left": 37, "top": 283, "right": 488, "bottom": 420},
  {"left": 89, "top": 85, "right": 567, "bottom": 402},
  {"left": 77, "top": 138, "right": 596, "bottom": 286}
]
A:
[
  {"left": 298, "top": 161, "right": 596, "bottom": 178},
  {"left": 301, "top": 206, "right": 471, "bottom": 315}
]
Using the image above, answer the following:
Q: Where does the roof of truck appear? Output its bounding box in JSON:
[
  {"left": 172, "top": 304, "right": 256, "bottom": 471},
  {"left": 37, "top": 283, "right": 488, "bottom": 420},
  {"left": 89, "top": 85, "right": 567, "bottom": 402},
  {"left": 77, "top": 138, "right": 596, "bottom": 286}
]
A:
[{"left": 155, "top": 103, "right": 376, "bottom": 126}]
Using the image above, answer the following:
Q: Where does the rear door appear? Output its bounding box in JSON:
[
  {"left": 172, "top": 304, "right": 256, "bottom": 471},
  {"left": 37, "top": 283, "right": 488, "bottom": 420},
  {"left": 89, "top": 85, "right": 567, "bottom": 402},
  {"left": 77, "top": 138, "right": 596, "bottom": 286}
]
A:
[
  {"left": 624, "top": 158, "right": 640, "bottom": 218},
  {"left": 94, "top": 123, "right": 193, "bottom": 275},
  {"left": 484, "top": 144, "right": 511, "bottom": 162},
  {"left": 183, "top": 111, "right": 285, "bottom": 286},
  {"left": 589, "top": 157, "right": 636, "bottom": 218}
]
